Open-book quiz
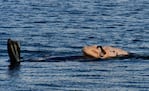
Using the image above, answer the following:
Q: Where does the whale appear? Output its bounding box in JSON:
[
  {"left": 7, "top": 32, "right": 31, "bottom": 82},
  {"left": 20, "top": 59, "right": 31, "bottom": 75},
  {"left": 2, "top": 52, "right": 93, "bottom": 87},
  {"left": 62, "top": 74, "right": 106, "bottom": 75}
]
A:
[{"left": 7, "top": 39, "right": 149, "bottom": 68}]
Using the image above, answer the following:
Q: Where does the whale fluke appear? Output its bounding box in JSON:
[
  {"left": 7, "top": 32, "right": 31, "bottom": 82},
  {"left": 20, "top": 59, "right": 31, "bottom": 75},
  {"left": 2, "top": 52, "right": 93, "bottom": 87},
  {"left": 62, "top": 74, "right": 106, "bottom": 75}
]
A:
[{"left": 7, "top": 39, "right": 21, "bottom": 67}]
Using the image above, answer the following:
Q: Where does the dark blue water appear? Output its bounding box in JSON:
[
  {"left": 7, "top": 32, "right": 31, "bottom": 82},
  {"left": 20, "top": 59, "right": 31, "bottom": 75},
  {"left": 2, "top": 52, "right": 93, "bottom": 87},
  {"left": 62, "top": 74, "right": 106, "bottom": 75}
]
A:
[{"left": 0, "top": 0, "right": 149, "bottom": 90}]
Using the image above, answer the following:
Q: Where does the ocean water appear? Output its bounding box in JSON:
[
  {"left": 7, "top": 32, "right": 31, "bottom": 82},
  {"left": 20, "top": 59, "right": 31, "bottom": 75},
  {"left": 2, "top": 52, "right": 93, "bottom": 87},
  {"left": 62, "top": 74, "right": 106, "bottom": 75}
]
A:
[{"left": 0, "top": 0, "right": 149, "bottom": 91}]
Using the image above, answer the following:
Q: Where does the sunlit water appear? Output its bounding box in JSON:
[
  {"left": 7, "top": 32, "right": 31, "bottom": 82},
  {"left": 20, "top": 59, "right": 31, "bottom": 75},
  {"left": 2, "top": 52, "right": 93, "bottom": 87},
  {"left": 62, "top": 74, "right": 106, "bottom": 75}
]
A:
[{"left": 0, "top": 0, "right": 149, "bottom": 91}]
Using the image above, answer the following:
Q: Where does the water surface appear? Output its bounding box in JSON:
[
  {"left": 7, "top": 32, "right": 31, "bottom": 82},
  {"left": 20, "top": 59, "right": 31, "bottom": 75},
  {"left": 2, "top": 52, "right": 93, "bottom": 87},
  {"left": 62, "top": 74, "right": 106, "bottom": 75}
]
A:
[{"left": 0, "top": 0, "right": 149, "bottom": 91}]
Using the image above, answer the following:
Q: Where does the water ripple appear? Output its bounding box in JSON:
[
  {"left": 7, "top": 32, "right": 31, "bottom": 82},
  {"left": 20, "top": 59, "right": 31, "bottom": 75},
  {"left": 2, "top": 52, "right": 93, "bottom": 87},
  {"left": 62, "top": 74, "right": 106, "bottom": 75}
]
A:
[{"left": 0, "top": 0, "right": 149, "bottom": 91}]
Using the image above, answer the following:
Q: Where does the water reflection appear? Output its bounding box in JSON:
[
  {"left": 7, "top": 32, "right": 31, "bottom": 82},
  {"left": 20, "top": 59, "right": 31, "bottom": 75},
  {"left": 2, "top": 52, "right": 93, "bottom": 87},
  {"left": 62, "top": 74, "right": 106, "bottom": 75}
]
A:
[{"left": 8, "top": 65, "right": 20, "bottom": 78}]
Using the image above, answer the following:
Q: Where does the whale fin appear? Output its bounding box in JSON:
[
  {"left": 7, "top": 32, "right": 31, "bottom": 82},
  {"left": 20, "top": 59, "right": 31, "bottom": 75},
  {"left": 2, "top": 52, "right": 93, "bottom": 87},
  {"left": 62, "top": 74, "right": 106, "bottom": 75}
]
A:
[{"left": 7, "top": 39, "right": 21, "bottom": 67}]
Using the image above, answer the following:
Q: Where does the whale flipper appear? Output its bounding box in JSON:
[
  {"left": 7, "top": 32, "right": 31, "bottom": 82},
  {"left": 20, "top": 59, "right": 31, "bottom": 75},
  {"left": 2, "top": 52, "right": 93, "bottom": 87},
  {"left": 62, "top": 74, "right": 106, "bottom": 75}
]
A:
[{"left": 7, "top": 39, "right": 21, "bottom": 67}]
